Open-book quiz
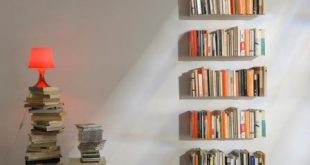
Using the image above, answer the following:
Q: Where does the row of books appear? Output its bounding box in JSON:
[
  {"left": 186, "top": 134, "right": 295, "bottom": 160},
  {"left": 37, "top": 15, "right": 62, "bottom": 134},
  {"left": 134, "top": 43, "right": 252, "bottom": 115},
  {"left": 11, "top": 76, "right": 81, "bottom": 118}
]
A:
[
  {"left": 190, "top": 0, "right": 264, "bottom": 15},
  {"left": 190, "top": 148, "right": 265, "bottom": 165},
  {"left": 189, "top": 28, "right": 265, "bottom": 57},
  {"left": 25, "top": 86, "right": 64, "bottom": 165},
  {"left": 76, "top": 123, "right": 106, "bottom": 163},
  {"left": 188, "top": 107, "right": 266, "bottom": 139},
  {"left": 190, "top": 66, "right": 266, "bottom": 97}
]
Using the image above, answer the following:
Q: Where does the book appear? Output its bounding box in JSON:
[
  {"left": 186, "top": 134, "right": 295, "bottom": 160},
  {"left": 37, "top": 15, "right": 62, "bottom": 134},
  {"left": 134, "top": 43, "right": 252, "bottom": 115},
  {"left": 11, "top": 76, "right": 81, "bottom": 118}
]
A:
[
  {"left": 31, "top": 113, "right": 64, "bottom": 122},
  {"left": 29, "top": 86, "right": 60, "bottom": 95}
]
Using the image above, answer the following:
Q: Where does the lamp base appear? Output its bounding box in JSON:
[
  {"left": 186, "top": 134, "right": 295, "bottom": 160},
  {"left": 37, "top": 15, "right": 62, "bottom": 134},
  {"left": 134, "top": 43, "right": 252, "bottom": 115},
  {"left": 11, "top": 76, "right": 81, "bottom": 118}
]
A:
[{"left": 34, "top": 68, "right": 50, "bottom": 88}]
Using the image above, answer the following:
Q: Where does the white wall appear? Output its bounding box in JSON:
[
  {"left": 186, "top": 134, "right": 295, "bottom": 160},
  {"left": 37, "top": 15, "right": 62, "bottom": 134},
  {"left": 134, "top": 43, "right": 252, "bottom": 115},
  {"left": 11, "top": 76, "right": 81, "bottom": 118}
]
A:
[{"left": 0, "top": 0, "right": 310, "bottom": 164}]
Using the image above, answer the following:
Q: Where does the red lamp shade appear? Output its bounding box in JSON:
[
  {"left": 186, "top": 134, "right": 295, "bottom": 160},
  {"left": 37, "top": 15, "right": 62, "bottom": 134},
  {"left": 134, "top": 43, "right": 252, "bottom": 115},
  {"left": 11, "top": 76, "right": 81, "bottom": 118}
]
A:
[
  {"left": 28, "top": 47, "right": 55, "bottom": 68},
  {"left": 28, "top": 47, "right": 56, "bottom": 88}
]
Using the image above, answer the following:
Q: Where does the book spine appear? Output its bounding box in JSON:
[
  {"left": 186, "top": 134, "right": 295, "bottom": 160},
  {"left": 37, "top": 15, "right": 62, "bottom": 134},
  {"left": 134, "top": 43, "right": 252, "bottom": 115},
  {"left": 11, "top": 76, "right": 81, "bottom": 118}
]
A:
[
  {"left": 245, "top": 110, "right": 250, "bottom": 139},
  {"left": 191, "top": 72, "right": 196, "bottom": 97},
  {"left": 198, "top": 73, "right": 203, "bottom": 97},
  {"left": 255, "top": 110, "right": 262, "bottom": 138},
  {"left": 250, "top": 111, "right": 255, "bottom": 138},
  {"left": 261, "top": 110, "right": 266, "bottom": 137},
  {"left": 240, "top": 111, "right": 246, "bottom": 138},
  {"left": 260, "top": 29, "right": 265, "bottom": 56},
  {"left": 240, "top": 29, "right": 245, "bottom": 56},
  {"left": 246, "top": 0, "right": 253, "bottom": 14},
  {"left": 254, "top": 28, "right": 261, "bottom": 56}
]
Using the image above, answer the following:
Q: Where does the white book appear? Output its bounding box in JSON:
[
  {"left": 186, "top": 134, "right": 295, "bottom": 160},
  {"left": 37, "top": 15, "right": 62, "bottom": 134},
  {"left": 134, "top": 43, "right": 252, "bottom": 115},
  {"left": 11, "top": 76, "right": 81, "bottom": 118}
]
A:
[
  {"left": 240, "top": 111, "right": 245, "bottom": 138},
  {"left": 205, "top": 0, "right": 209, "bottom": 14},
  {"left": 250, "top": 29, "right": 255, "bottom": 56},
  {"left": 255, "top": 157, "right": 259, "bottom": 165},
  {"left": 208, "top": 33, "right": 212, "bottom": 56},
  {"left": 209, "top": 0, "right": 214, "bottom": 14},
  {"left": 231, "top": 158, "right": 235, "bottom": 165},
  {"left": 222, "top": 0, "right": 226, "bottom": 14},
  {"left": 222, "top": 30, "right": 226, "bottom": 56},
  {"left": 212, "top": 115, "right": 216, "bottom": 138},
  {"left": 196, "top": 0, "right": 202, "bottom": 14},
  {"left": 237, "top": 28, "right": 240, "bottom": 56},
  {"left": 213, "top": 71, "right": 217, "bottom": 96},
  {"left": 227, "top": 0, "right": 231, "bottom": 14},
  {"left": 190, "top": 0, "right": 195, "bottom": 15},
  {"left": 217, "top": 116, "right": 221, "bottom": 138},
  {"left": 240, "top": 29, "right": 245, "bottom": 56},
  {"left": 237, "top": 110, "right": 241, "bottom": 138},
  {"left": 218, "top": 0, "right": 223, "bottom": 14},
  {"left": 254, "top": 28, "right": 261, "bottom": 56},
  {"left": 198, "top": 73, "right": 203, "bottom": 97},
  {"left": 255, "top": 110, "right": 262, "bottom": 138},
  {"left": 234, "top": 71, "right": 237, "bottom": 96},
  {"left": 250, "top": 111, "right": 255, "bottom": 138},
  {"left": 219, "top": 71, "right": 223, "bottom": 96}
]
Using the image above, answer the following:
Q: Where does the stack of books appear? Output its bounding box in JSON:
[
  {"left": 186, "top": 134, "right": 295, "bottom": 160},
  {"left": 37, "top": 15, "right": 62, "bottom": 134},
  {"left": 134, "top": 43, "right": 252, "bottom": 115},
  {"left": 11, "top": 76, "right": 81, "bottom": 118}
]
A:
[
  {"left": 76, "top": 124, "right": 106, "bottom": 163},
  {"left": 190, "top": 148, "right": 265, "bottom": 165},
  {"left": 189, "top": 27, "right": 265, "bottom": 57},
  {"left": 188, "top": 107, "right": 266, "bottom": 139},
  {"left": 25, "top": 86, "right": 64, "bottom": 165},
  {"left": 190, "top": 66, "right": 267, "bottom": 97},
  {"left": 190, "top": 0, "right": 264, "bottom": 15}
]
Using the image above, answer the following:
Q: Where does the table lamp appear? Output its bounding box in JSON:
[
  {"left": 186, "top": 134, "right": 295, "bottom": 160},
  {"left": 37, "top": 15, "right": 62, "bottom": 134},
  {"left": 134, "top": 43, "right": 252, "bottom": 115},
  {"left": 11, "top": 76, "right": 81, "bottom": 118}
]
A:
[{"left": 28, "top": 47, "right": 55, "bottom": 88}]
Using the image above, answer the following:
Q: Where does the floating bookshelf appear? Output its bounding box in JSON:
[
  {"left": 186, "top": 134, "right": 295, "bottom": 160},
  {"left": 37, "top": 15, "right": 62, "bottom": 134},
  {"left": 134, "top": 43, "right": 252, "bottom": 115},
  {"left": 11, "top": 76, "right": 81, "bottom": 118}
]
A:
[
  {"left": 180, "top": 149, "right": 265, "bottom": 165},
  {"left": 188, "top": 28, "right": 265, "bottom": 58},
  {"left": 179, "top": 108, "right": 266, "bottom": 140},
  {"left": 189, "top": 0, "right": 265, "bottom": 16},
  {"left": 181, "top": 14, "right": 260, "bottom": 20},
  {"left": 188, "top": 66, "right": 267, "bottom": 98},
  {"left": 180, "top": 96, "right": 256, "bottom": 100},
  {"left": 179, "top": 56, "right": 257, "bottom": 62}
]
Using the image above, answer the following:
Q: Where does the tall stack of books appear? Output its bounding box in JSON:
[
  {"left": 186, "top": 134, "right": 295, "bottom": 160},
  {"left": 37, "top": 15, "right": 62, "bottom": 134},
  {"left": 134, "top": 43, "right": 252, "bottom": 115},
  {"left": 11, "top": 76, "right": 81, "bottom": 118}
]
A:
[
  {"left": 76, "top": 124, "right": 106, "bottom": 163},
  {"left": 25, "top": 86, "right": 64, "bottom": 165}
]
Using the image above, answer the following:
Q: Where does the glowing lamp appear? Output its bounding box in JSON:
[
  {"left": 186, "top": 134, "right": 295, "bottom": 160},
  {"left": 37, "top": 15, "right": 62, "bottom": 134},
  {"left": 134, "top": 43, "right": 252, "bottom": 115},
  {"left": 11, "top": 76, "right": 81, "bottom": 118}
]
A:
[{"left": 28, "top": 47, "right": 55, "bottom": 88}]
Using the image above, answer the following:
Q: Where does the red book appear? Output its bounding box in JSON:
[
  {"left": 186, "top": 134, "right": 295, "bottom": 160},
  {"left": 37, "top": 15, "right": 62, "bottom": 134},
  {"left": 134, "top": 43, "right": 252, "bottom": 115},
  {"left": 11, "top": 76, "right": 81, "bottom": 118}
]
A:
[
  {"left": 189, "top": 31, "right": 194, "bottom": 56},
  {"left": 206, "top": 111, "right": 211, "bottom": 139},
  {"left": 231, "top": 0, "right": 235, "bottom": 15},
  {"left": 222, "top": 70, "right": 228, "bottom": 96},
  {"left": 193, "top": 31, "right": 197, "bottom": 56}
]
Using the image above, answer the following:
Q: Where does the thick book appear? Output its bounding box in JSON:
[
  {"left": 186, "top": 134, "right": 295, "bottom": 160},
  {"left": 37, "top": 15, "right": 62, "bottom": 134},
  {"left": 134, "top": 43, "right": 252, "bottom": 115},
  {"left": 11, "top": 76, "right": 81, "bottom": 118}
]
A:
[
  {"left": 29, "top": 86, "right": 60, "bottom": 95},
  {"left": 31, "top": 113, "right": 64, "bottom": 122}
]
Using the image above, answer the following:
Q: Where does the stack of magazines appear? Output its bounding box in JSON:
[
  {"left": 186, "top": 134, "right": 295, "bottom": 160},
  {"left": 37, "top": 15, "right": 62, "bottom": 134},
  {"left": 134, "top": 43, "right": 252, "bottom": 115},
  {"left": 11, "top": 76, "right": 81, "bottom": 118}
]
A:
[{"left": 76, "top": 123, "right": 106, "bottom": 163}]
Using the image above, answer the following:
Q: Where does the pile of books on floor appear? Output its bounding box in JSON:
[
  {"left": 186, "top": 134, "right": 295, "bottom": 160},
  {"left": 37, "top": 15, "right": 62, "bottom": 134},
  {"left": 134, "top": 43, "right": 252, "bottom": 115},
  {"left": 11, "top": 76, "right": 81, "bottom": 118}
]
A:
[
  {"left": 25, "top": 86, "right": 64, "bottom": 165},
  {"left": 190, "top": 66, "right": 266, "bottom": 97},
  {"left": 188, "top": 107, "right": 266, "bottom": 139},
  {"left": 189, "top": 27, "right": 265, "bottom": 57},
  {"left": 190, "top": 0, "right": 264, "bottom": 15},
  {"left": 76, "top": 123, "right": 106, "bottom": 163},
  {"left": 190, "top": 148, "right": 265, "bottom": 165}
]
